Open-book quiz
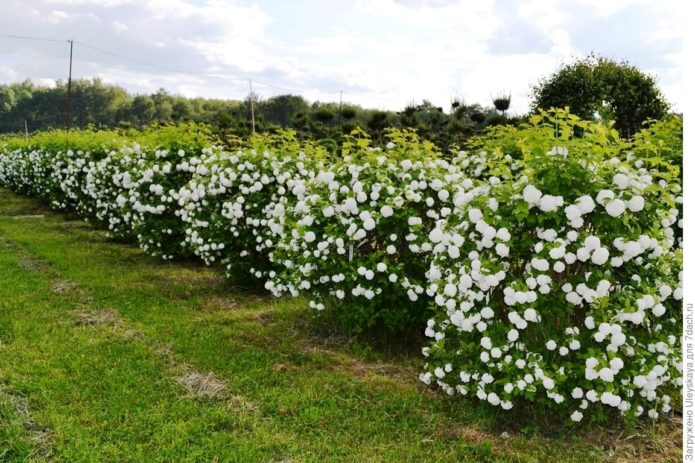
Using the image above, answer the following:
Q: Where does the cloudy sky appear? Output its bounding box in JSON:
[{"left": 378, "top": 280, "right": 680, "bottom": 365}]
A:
[{"left": 0, "top": 0, "right": 683, "bottom": 113}]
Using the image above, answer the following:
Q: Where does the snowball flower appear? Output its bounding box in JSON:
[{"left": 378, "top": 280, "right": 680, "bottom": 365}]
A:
[
  {"left": 613, "top": 173, "right": 629, "bottom": 189},
  {"left": 495, "top": 243, "right": 509, "bottom": 257},
  {"left": 565, "top": 204, "right": 582, "bottom": 221},
  {"left": 576, "top": 195, "right": 595, "bottom": 214},
  {"left": 596, "top": 190, "right": 615, "bottom": 204},
  {"left": 627, "top": 196, "right": 644, "bottom": 212},
  {"left": 380, "top": 205, "right": 394, "bottom": 217},
  {"left": 497, "top": 228, "right": 511, "bottom": 241},
  {"left": 523, "top": 185, "right": 542, "bottom": 204},
  {"left": 468, "top": 208, "right": 483, "bottom": 223},
  {"left": 652, "top": 304, "right": 666, "bottom": 317},
  {"left": 429, "top": 228, "right": 444, "bottom": 243},
  {"left": 539, "top": 194, "right": 563, "bottom": 212},
  {"left": 507, "top": 329, "right": 519, "bottom": 342},
  {"left": 523, "top": 308, "right": 539, "bottom": 322},
  {"left": 591, "top": 247, "right": 610, "bottom": 265},
  {"left": 584, "top": 236, "right": 601, "bottom": 251},
  {"left": 598, "top": 368, "right": 614, "bottom": 382},
  {"left": 531, "top": 258, "right": 549, "bottom": 271},
  {"left": 605, "top": 199, "right": 626, "bottom": 217}
]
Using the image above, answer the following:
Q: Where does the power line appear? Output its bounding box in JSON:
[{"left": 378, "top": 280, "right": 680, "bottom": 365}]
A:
[
  {"left": 1, "top": 33, "right": 410, "bottom": 109},
  {"left": 74, "top": 41, "right": 248, "bottom": 85},
  {"left": 66, "top": 40, "right": 74, "bottom": 131},
  {"left": 0, "top": 33, "right": 67, "bottom": 43}
]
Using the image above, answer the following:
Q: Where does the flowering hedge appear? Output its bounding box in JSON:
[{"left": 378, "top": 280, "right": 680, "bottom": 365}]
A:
[
  {"left": 0, "top": 111, "right": 682, "bottom": 424},
  {"left": 266, "top": 131, "right": 467, "bottom": 331},
  {"left": 420, "top": 112, "right": 683, "bottom": 423}
]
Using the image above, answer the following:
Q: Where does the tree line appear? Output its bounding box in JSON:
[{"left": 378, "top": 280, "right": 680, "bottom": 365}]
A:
[{"left": 0, "top": 54, "right": 672, "bottom": 149}]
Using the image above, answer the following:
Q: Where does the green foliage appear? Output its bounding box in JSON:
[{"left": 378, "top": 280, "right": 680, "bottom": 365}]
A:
[
  {"left": 423, "top": 109, "right": 683, "bottom": 424},
  {"left": 1, "top": 189, "right": 681, "bottom": 461},
  {"left": 531, "top": 55, "right": 670, "bottom": 138},
  {"left": 0, "top": 113, "right": 683, "bottom": 426},
  {"left": 0, "top": 79, "right": 522, "bottom": 151}
]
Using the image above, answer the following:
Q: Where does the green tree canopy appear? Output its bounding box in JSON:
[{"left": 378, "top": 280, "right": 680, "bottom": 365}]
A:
[{"left": 531, "top": 54, "right": 670, "bottom": 138}]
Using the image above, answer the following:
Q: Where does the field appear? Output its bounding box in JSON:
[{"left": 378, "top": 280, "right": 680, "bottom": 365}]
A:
[{"left": 0, "top": 188, "right": 682, "bottom": 462}]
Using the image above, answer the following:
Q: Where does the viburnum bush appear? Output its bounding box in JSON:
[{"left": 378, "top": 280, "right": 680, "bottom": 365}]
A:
[
  {"left": 0, "top": 131, "right": 126, "bottom": 216},
  {"left": 84, "top": 143, "right": 141, "bottom": 239},
  {"left": 178, "top": 132, "right": 325, "bottom": 282},
  {"left": 265, "top": 130, "right": 468, "bottom": 332},
  {"left": 420, "top": 110, "right": 683, "bottom": 423},
  {"left": 0, "top": 114, "right": 683, "bottom": 425}
]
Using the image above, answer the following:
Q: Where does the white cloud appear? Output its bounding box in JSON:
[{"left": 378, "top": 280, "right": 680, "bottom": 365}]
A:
[
  {"left": 0, "top": 0, "right": 683, "bottom": 113},
  {"left": 112, "top": 21, "right": 128, "bottom": 32},
  {"left": 46, "top": 9, "right": 70, "bottom": 23}
]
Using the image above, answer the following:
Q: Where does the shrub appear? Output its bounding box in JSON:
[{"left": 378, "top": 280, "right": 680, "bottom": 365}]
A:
[
  {"left": 178, "top": 132, "right": 325, "bottom": 282},
  {"left": 266, "top": 130, "right": 468, "bottom": 333},
  {"left": 0, "top": 115, "right": 683, "bottom": 424},
  {"left": 420, "top": 109, "right": 682, "bottom": 423}
]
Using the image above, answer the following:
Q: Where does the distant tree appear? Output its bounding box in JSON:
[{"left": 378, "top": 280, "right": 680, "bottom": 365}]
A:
[
  {"left": 0, "top": 86, "right": 17, "bottom": 112},
  {"left": 131, "top": 95, "right": 156, "bottom": 127},
  {"left": 399, "top": 104, "right": 419, "bottom": 129},
  {"left": 172, "top": 99, "right": 194, "bottom": 121},
  {"left": 313, "top": 107, "right": 335, "bottom": 124},
  {"left": 367, "top": 111, "right": 389, "bottom": 138},
  {"left": 531, "top": 54, "right": 669, "bottom": 137},
  {"left": 339, "top": 106, "right": 357, "bottom": 121},
  {"left": 259, "top": 94, "right": 308, "bottom": 126},
  {"left": 492, "top": 93, "right": 511, "bottom": 115}
]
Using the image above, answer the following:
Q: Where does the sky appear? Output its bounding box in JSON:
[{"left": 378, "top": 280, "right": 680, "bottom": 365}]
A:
[{"left": 0, "top": 0, "right": 683, "bottom": 114}]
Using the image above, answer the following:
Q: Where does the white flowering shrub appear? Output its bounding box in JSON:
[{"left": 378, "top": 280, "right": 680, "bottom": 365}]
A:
[
  {"left": 0, "top": 131, "right": 126, "bottom": 216},
  {"left": 630, "top": 116, "right": 683, "bottom": 249},
  {"left": 109, "top": 125, "right": 220, "bottom": 259},
  {"left": 0, "top": 147, "right": 42, "bottom": 196},
  {"left": 0, "top": 115, "right": 684, "bottom": 424},
  {"left": 265, "top": 131, "right": 468, "bottom": 332},
  {"left": 83, "top": 145, "right": 140, "bottom": 239},
  {"left": 421, "top": 110, "right": 683, "bottom": 423},
  {"left": 178, "top": 133, "right": 325, "bottom": 282}
]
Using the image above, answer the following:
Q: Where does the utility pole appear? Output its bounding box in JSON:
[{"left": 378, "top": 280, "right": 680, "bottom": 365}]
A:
[
  {"left": 24, "top": 119, "right": 28, "bottom": 138},
  {"left": 338, "top": 90, "right": 343, "bottom": 126},
  {"left": 66, "top": 39, "right": 74, "bottom": 131},
  {"left": 249, "top": 79, "right": 255, "bottom": 134}
]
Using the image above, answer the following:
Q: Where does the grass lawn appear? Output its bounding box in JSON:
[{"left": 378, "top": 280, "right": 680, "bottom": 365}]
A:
[{"left": 0, "top": 188, "right": 681, "bottom": 462}]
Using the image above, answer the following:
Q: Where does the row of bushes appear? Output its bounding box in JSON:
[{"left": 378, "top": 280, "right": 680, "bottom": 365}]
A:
[{"left": 0, "top": 111, "right": 683, "bottom": 424}]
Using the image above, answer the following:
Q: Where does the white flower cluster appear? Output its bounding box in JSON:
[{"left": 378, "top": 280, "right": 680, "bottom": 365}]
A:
[
  {"left": 421, "top": 119, "right": 683, "bottom": 423},
  {"left": 264, "top": 147, "right": 466, "bottom": 329},
  {"left": 0, "top": 114, "right": 682, "bottom": 424}
]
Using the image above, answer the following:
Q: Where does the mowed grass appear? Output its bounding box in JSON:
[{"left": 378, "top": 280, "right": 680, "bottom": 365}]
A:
[{"left": 0, "top": 188, "right": 681, "bottom": 462}]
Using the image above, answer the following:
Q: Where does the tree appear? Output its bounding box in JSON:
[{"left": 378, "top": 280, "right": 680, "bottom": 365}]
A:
[
  {"left": 531, "top": 54, "right": 669, "bottom": 138},
  {"left": 492, "top": 93, "right": 511, "bottom": 115},
  {"left": 131, "top": 95, "right": 156, "bottom": 127},
  {"left": 172, "top": 98, "right": 194, "bottom": 121},
  {"left": 259, "top": 94, "right": 308, "bottom": 126}
]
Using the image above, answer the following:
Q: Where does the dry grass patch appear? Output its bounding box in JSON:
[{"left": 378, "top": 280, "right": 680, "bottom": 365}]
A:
[
  {"left": 226, "top": 395, "right": 258, "bottom": 414},
  {"left": 0, "top": 387, "right": 53, "bottom": 459},
  {"left": 254, "top": 310, "right": 274, "bottom": 324},
  {"left": 17, "top": 258, "right": 47, "bottom": 270},
  {"left": 74, "top": 309, "right": 122, "bottom": 327},
  {"left": 175, "top": 367, "right": 228, "bottom": 400},
  {"left": 592, "top": 418, "right": 682, "bottom": 463},
  {"left": 300, "top": 342, "right": 416, "bottom": 382},
  {"left": 11, "top": 214, "right": 45, "bottom": 220},
  {"left": 204, "top": 295, "right": 239, "bottom": 311},
  {"left": 50, "top": 279, "right": 80, "bottom": 294}
]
